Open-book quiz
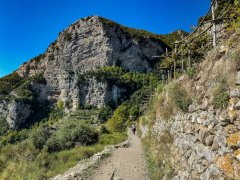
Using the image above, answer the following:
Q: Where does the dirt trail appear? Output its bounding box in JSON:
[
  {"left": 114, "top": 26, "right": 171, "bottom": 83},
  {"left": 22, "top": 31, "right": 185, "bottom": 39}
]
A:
[{"left": 89, "top": 132, "right": 149, "bottom": 180}]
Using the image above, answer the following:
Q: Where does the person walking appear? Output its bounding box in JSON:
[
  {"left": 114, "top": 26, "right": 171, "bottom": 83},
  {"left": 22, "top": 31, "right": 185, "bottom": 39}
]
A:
[{"left": 131, "top": 124, "right": 136, "bottom": 135}]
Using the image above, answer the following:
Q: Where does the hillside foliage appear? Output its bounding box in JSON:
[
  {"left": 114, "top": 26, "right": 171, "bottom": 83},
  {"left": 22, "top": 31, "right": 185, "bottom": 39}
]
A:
[{"left": 99, "top": 17, "right": 187, "bottom": 49}]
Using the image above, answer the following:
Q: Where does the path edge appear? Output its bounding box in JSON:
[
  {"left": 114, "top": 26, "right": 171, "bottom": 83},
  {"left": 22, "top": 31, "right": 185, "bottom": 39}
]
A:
[{"left": 51, "top": 133, "right": 130, "bottom": 180}]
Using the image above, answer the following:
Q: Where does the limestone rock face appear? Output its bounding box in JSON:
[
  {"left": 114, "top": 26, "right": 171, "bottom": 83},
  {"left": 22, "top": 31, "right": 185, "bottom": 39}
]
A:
[
  {"left": 0, "top": 16, "right": 167, "bottom": 128},
  {"left": 6, "top": 101, "right": 32, "bottom": 128},
  {"left": 0, "top": 99, "right": 32, "bottom": 129},
  {"left": 16, "top": 16, "right": 165, "bottom": 107},
  {"left": 78, "top": 78, "right": 126, "bottom": 108}
]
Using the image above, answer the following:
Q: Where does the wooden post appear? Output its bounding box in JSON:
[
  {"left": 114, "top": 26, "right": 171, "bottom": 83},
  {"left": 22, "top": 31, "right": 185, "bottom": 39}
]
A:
[
  {"left": 168, "top": 66, "right": 172, "bottom": 81},
  {"left": 174, "top": 44, "right": 177, "bottom": 79},
  {"left": 212, "top": 0, "right": 217, "bottom": 47},
  {"left": 181, "top": 50, "right": 184, "bottom": 72},
  {"left": 215, "top": 0, "right": 218, "bottom": 10},
  {"left": 188, "top": 49, "right": 192, "bottom": 68}
]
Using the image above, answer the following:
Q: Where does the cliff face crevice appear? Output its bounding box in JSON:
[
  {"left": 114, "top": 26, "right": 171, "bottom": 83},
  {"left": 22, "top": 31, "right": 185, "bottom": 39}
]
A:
[{"left": 0, "top": 16, "right": 168, "bottom": 128}]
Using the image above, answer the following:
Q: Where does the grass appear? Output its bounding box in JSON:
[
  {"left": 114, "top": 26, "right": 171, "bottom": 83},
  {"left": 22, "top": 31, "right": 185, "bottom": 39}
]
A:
[
  {"left": 0, "top": 132, "right": 127, "bottom": 179},
  {"left": 168, "top": 83, "right": 192, "bottom": 112},
  {"left": 210, "top": 80, "right": 229, "bottom": 108},
  {"left": 142, "top": 130, "right": 174, "bottom": 180},
  {"left": 99, "top": 132, "right": 127, "bottom": 145},
  {"left": 138, "top": 82, "right": 178, "bottom": 179}
]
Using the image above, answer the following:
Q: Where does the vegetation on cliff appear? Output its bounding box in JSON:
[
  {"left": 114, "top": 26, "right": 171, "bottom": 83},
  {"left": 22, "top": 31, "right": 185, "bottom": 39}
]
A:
[{"left": 99, "top": 16, "right": 187, "bottom": 49}]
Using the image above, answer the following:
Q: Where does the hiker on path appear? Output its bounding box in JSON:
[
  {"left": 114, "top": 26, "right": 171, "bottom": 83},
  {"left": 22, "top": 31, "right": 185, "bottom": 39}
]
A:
[{"left": 131, "top": 124, "right": 136, "bottom": 135}]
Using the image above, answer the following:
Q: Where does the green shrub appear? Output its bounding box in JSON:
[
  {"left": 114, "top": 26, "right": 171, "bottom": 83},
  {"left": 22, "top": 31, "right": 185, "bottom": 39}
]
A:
[
  {"left": 78, "top": 66, "right": 159, "bottom": 90},
  {"left": 46, "top": 122, "right": 98, "bottom": 152},
  {"left": 30, "top": 124, "right": 51, "bottom": 149},
  {"left": 227, "top": 0, "right": 240, "bottom": 32},
  {"left": 0, "top": 118, "right": 9, "bottom": 137},
  {"left": 186, "top": 67, "right": 196, "bottom": 78},
  {"left": 65, "top": 99, "right": 73, "bottom": 109},
  {"left": 98, "top": 106, "right": 113, "bottom": 123},
  {"left": 57, "top": 100, "right": 64, "bottom": 110},
  {"left": 0, "top": 129, "right": 28, "bottom": 145},
  {"left": 98, "top": 125, "right": 109, "bottom": 134},
  {"left": 213, "top": 92, "right": 229, "bottom": 108},
  {"left": 106, "top": 104, "right": 129, "bottom": 132},
  {"left": 81, "top": 104, "right": 96, "bottom": 110},
  {"left": 30, "top": 73, "right": 46, "bottom": 84},
  {"left": 0, "top": 72, "right": 24, "bottom": 95},
  {"left": 15, "top": 82, "right": 35, "bottom": 102},
  {"left": 48, "top": 108, "right": 64, "bottom": 125},
  {"left": 211, "top": 81, "right": 229, "bottom": 108},
  {"left": 129, "top": 105, "right": 139, "bottom": 120}
]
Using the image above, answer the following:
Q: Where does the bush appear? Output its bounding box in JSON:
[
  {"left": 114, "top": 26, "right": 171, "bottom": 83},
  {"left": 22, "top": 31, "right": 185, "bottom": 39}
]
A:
[
  {"left": 30, "top": 73, "right": 46, "bottom": 84},
  {"left": 0, "top": 72, "right": 24, "bottom": 95},
  {"left": 48, "top": 108, "right": 64, "bottom": 125},
  {"left": 213, "top": 92, "right": 229, "bottom": 108},
  {"left": 98, "top": 125, "right": 109, "bottom": 134},
  {"left": 186, "top": 67, "right": 196, "bottom": 78},
  {"left": 30, "top": 124, "right": 51, "bottom": 149},
  {"left": 15, "top": 82, "right": 35, "bottom": 102},
  {"left": 46, "top": 122, "right": 98, "bottom": 152},
  {"left": 65, "top": 99, "right": 73, "bottom": 109},
  {"left": 98, "top": 106, "right": 113, "bottom": 123},
  {"left": 57, "top": 100, "right": 64, "bottom": 110},
  {"left": 0, "top": 129, "right": 28, "bottom": 145},
  {"left": 0, "top": 118, "right": 9, "bottom": 136},
  {"left": 106, "top": 104, "right": 129, "bottom": 132},
  {"left": 227, "top": 0, "right": 240, "bottom": 32},
  {"left": 129, "top": 105, "right": 139, "bottom": 120},
  {"left": 78, "top": 66, "right": 159, "bottom": 90}
]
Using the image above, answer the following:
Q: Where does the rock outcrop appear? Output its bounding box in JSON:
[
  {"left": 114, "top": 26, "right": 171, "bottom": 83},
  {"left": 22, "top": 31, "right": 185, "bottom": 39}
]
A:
[{"left": 0, "top": 16, "right": 168, "bottom": 128}]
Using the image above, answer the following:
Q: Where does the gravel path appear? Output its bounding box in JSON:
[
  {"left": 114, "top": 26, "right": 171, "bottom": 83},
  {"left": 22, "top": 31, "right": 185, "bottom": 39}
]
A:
[{"left": 89, "top": 132, "right": 149, "bottom": 180}]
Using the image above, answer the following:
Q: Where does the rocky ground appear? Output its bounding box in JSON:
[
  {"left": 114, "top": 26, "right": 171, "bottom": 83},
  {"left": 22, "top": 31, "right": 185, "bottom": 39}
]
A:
[{"left": 89, "top": 131, "right": 149, "bottom": 180}]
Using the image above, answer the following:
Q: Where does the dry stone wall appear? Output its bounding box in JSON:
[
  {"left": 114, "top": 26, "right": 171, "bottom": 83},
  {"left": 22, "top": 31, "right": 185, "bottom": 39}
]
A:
[{"left": 140, "top": 43, "right": 240, "bottom": 179}]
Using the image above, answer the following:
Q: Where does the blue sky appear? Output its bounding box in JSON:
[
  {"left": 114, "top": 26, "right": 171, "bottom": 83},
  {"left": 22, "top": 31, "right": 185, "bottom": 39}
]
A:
[{"left": 0, "top": 0, "right": 210, "bottom": 77}]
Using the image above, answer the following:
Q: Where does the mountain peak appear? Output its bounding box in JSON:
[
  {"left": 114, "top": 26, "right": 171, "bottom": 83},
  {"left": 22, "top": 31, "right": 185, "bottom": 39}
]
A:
[{"left": 1, "top": 15, "right": 171, "bottom": 129}]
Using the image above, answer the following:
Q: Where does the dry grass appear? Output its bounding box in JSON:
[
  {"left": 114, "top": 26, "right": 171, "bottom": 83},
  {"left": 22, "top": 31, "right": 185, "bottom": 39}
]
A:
[{"left": 142, "top": 130, "right": 174, "bottom": 180}]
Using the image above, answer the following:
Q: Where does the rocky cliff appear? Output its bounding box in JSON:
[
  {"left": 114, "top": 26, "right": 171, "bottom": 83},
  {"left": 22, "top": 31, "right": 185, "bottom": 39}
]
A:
[
  {"left": 139, "top": 31, "right": 240, "bottom": 179},
  {"left": 0, "top": 16, "right": 171, "bottom": 129}
]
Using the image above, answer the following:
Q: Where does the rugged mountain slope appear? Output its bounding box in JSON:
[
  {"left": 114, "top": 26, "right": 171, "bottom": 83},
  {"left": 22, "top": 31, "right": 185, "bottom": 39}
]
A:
[
  {"left": 0, "top": 16, "right": 174, "bottom": 129},
  {"left": 139, "top": 31, "right": 240, "bottom": 179}
]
